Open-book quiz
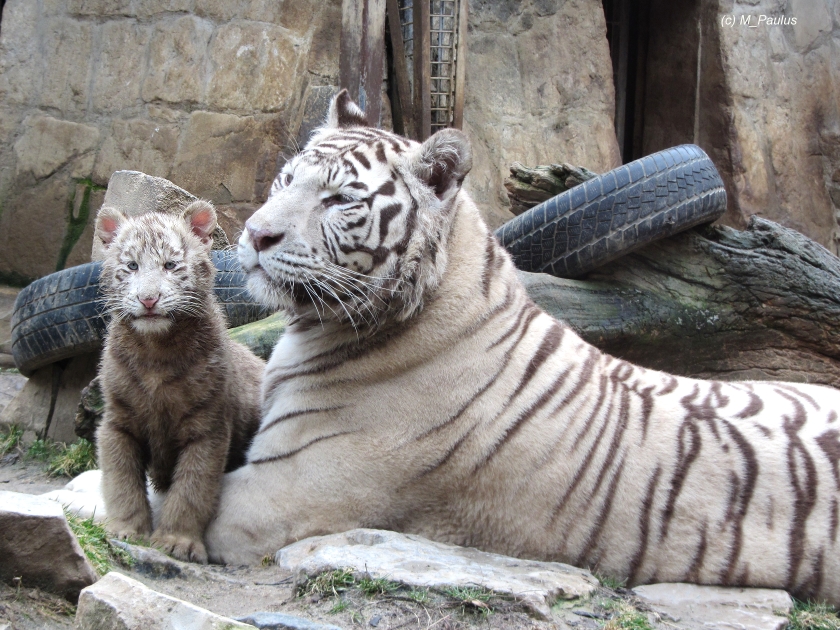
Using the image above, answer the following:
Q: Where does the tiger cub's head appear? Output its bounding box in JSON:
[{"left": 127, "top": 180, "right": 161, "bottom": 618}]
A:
[
  {"left": 239, "top": 90, "right": 472, "bottom": 331},
  {"left": 95, "top": 201, "right": 218, "bottom": 334}
]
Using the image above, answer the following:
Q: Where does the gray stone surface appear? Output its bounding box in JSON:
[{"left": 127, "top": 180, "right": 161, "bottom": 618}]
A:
[
  {"left": 236, "top": 612, "right": 344, "bottom": 630},
  {"left": 91, "top": 170, "right": 228, "bottom": 261},
  {"left": 74, "top": 571, "right": 258, "bottom": 629},
  {"left": 462, "top": 0, "right": 621, "bottom": 228},
  {"left": 633, "top": 582, "right": 793, "bottom": 630},
  {"left": 0, "top": 491, "right": 98, "bottom": 602},
  {"left": 275, "top": 528, "right": 598, "bottom": 620},
  {"left": 0, "top": 370, "right": 26, "bottom": 414}
]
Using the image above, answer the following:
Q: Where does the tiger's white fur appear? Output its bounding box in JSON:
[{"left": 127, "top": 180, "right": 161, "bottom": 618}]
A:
[{"left": 206, "top": 92, "right": 840, "bottom": 604}]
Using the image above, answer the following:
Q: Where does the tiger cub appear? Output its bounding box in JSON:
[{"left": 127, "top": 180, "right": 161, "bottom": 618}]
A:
[
  {"left": 205, "top": 91, "right": 840, "bottom": 605},
  {"left": 95, "top": 201, "right": 264, "bottom": 563}
]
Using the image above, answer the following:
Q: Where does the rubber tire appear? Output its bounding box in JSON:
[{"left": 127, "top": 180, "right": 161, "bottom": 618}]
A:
[
  {"left": 494, "top": 144, "right": 727, "bottom": 278},
  {"left": 10, "top": 251, "right": 272, "bottom": 376}
]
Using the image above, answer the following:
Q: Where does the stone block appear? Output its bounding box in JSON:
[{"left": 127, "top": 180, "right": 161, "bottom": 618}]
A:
[
  {"left": 68, "top": 0, "right": 133, "bottom": 16},
  {"left": 0, "top": 491, "right": 98, "bottom": 602},
  {"left": 170, "top": 111, "right": 275, "bottom": 205},
  {"left": 0, "top": 371, "right": 27, "bottom": 417},
  {"left": 40, "top": 18, "right": 94, "bottom": 112},
  {"left": 91, "top": 170, "right": 229, "bottom": 261},
  {"left": 0, "top": 364, "right": 52, "bottom": 438},
  {"left": 305, "top": 0, "right": 341, "bottom": 80},
  {"left": 48, "top": 352, "right": 99, "bottom": 444},
  {"left": 134, "top": 0, "right": 193, "bottom": 17},
  {"left": 0, "top": 0, "right": 42, "bottom": 105},
  {"left": 633, "top": 582, "right": 792, "bottom": 630},
  {"left": 14, "top": 116, "right": 100, "bottom": 181},
  {"left": 74, "top": 572, "right": 257, "bottom": 630},
  {"left": 206, "top": 22, "right": 299, "bottom": 112},
  {"left": 275, "top": 528, "right": 598, "bottom": 620},
  {"left": 142, "top": 16, "right": 213, "bottom": 105},
  {"left": 91, "top": 21, "right": 151, "bottom": 113},
  {"left": 92, "top": 118, "right": 180, "bottom": 186}
]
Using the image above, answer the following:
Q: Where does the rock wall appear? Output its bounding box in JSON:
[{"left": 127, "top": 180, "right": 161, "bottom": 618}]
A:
[
  {"left": 713, "top": 0, "right": 840, "bottom": 253},
  {"left": 0, "top": 0, "right": 621, "bottom": 282},
  {"left": 0, "top": 0, "right": 342, "bottom": 284},
  {"left": 463, "top": 0, "right": 622, "bottom": 228}
]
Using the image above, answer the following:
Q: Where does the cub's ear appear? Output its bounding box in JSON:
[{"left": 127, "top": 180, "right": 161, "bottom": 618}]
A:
[
  {"left": 326, "top": 89, "right": 369, "bottom": 129},
  {"left": 95, "top": 206, "right": 127, "bottom": 248},
  {"left": 182, "top": 200, "right": 217, "bottom": 246},
  {"left": 410, "top": 128, "right": 472, "bottom": 201}
]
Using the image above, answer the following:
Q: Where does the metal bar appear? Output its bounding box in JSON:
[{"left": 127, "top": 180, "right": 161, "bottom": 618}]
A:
[
  {"left": 386, "top": 0, "right": 415, "bottom": 138},
  {"left": 413, "top": 0, "right": 431, "bottom": 140},
  {"left": 452, "top": 0, "right": 467, "bottom": 129}
]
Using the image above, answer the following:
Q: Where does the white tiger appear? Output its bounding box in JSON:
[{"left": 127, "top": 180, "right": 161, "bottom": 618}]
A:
[{"left": 205, "top": 91, "right": 840, "bottom": 605}]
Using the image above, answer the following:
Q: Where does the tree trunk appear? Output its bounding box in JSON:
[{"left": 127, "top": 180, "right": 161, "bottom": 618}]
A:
[{"left": 523, "top": 216, "right": 840, "bottom": 387}]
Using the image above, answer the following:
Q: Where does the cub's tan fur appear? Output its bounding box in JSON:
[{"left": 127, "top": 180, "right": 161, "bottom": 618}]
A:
[
  {"left": 206, "top": 92, "right": 840, "bottom": 604},
  {"left": 96, "top": 202, "right": 263, "bottom": 563}
]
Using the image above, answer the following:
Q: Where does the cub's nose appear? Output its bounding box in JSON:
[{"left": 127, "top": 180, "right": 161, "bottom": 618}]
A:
[
  {"left": 139, "top": 296, "right": 159, "bottom": 309},
  {"left": 245, "top": 222, "right": 284, "bottom": 253}
]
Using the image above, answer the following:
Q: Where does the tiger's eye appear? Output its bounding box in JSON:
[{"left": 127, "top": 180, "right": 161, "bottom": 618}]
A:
[
  {"left": 127, "top": 261, "right": 138, "bottom": 271},
  {"left": 282, "top": 173, "right": 293, "bottom": 187},
  {"left": 164, "top": 261, "right": 176, "bottom": 270}
]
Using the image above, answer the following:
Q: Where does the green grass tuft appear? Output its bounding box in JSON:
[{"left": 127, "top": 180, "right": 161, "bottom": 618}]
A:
[
  {"left": 0, "top": 425, "right": 23, "bottom": 456},
  {"left": 358, "top": 576, "right": 399, "bottom": 596},
  {"left": 47, "top": 439, "right": 97, "bottom": 477},
  {"left": 600, "top": 599, "right": 654, "bottom": 630},
  {"left": 298, "top": 569, "right": 356, "bottom": 598},
  {"left": 440, "top": 586, "right": 495, "bottom": 616},
  {"left": 25, "top": 438, "right": 98, "bottom": 477},
  {"left": 328, "top": 599, "right": 349, "bottom": 614},
  {"left": 406, "top": 587, "right": 430, "bottom": 604},
  {"left": 595, "top": 572, "right": 628, "bottom": 590},
  {"left": 787, "top": 599, "right": 840, "bottom": 630},
  {"left": 64, "top": 511, "right": 133, "bottom": 576},
  {"left": 27, "top": 438, "right": 59, "bottom": 461}
]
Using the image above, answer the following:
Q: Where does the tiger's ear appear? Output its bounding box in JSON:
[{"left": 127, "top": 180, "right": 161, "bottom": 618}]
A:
[
  {"left": 411, "top": 128, "right": 472, "bottom": 201},
  {"left": 327, "top": 89, "right": 369, "bottom": 129},
  {"left": 182, "top": 200, "right": 217, "bottom": 246},
  {"left": 95, "top": 206, "right": 127, "bottom": 248}
]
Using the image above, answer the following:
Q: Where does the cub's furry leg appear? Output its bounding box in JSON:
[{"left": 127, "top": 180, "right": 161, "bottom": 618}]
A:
[
  {"left": 98, "top": 420, "right": 153, "bottom": 540},
  {"left": 150, "top": 429, "right": 229, "bottom": 564}
]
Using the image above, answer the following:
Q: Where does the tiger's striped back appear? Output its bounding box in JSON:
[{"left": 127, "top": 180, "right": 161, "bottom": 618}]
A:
[{"left": 207, "top": 91, "right": 840, "bottom": 605}]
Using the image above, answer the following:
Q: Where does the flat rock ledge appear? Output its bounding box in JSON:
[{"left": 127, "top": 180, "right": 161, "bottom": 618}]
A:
[
  {"left": 75, "top": 571, "right": 257, "bottom": 630},
  {"left": 0, "top": 490, "right": 98, "bottom": 602},
  {"left": 633, "top": 583, "right": 793, "bottom": 630},
  {"left": 275, "top": 528, "right": 598, "bottom": 620}
]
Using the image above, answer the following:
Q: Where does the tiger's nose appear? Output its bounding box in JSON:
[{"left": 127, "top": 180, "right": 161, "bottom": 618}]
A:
[
  {"left": 139, "top": 296, "right": 159, "bottom": 309},
  {"left": 246, "top": 223, "right": 284, "bottom": 253}
]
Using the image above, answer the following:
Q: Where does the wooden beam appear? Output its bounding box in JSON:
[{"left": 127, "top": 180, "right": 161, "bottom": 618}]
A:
[
  {"left": 340, "top": 0, "right": 386, "bottom": 127},
  {"left": 452, "top": 0, "right": 468, "bottom": 130},
  {"left": 413, "top": 0, "right": 431, "bottom": 140},
  {"left": 385, "top": 0, "right": 415, "bottom": 138}
]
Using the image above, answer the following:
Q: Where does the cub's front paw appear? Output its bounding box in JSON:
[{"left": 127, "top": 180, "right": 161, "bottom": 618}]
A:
[
  {"left": 151, "top": 532, "right": 208, "bottom": 564},
  {"left": 106, "top": 519, "right": 152, "bottom": 543}
]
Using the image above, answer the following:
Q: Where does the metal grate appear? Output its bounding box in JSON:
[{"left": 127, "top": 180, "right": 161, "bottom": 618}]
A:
[{"left": 398, "top": 0, "right": 461, "bottom": 134}]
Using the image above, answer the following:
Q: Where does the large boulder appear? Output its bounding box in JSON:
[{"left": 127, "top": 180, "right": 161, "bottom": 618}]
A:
[{"left": 0, "top": 491, "right": 98, "bottom": 602}]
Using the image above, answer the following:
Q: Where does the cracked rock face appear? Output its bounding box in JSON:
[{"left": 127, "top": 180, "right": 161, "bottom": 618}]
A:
[
  {"left": 275, "top": 528, "right": 599, "bottom": 620},
  {"left": 0, "top": 491, "right": 98, "bottom": 602}
]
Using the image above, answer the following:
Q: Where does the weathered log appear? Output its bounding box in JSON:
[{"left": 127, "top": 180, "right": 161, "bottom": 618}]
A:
[
  {"left": 504, "top": 162, "right": 597, "bottom": 216},
  {"left": 524, "top": 216, "right": 840, "bottom": 387}
]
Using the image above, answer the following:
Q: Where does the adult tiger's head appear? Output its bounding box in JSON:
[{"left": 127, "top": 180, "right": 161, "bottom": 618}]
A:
[{"left": 239, "top": 90, "right": 472, "bottom": 331}]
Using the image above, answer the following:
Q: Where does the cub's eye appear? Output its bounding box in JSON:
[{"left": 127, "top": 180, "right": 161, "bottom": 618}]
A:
[
  {"left": 324, "top": 193, "right": 357, "bottom": 208},
  {"left": 280, "top": 173, "right": 293, "bottom": 187},
  {"left": 127, "top": 261, "right": 138, "bottom": 271},
  {"left": 164, "top": 261, "right": 176, "bottom": 270}
]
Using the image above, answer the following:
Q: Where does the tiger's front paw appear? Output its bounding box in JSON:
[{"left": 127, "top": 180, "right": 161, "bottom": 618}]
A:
[{"left": 151, "top": 532, "right": 208, "bottom": 564}]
